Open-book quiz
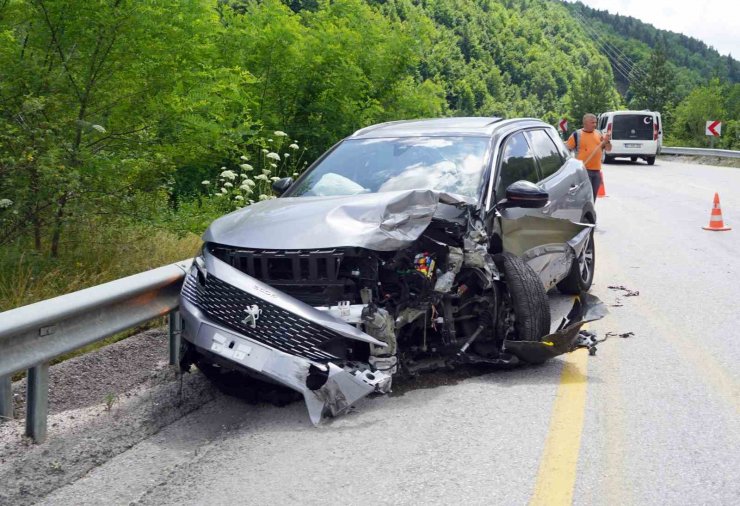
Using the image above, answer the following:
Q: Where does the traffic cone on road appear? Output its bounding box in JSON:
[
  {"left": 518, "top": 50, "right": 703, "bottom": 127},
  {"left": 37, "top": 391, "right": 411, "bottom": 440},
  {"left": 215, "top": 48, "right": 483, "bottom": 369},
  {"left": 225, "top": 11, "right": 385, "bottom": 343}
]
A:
[
  {"left": 597, "top": 171, "right": 607, "bottom": 198},
  {"left": 702, "top": 193, "right": 731, "bottom": 231}
]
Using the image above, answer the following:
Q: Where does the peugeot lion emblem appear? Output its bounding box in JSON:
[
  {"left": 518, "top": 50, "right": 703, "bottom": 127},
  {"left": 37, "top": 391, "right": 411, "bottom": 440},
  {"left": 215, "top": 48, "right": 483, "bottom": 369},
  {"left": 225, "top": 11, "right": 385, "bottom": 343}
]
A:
[{"left": 241, "top": 304, "right": 262, "bottom": 328}]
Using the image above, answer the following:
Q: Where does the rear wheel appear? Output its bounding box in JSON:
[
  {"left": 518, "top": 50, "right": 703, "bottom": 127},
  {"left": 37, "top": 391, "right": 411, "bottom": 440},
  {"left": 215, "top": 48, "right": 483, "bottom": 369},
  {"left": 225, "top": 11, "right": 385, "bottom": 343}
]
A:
[
  {"left": 603, "top": 154, "right": 614, "bottom": 164},
  {"left": 646, "top": 156, "right": 656, "bottom": 165},
  {"left": 557, "top": 223, "right": 595, "bottom": 294},
  {"left": 630, "top": 156, "right": 637, "bottom": 162},
  {"left": 494, "top": 253, "right": 550, "bottom": 343}
]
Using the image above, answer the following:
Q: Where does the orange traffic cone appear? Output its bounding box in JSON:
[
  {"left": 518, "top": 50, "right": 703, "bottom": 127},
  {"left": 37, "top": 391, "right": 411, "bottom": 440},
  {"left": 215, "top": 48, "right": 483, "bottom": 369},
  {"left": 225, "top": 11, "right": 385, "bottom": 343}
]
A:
[
  {"left": 597, "top": 171, "right": 607, "bottom": 198},
  {"left": 702, "top": 193, "right": 731, "bottom": 231}
]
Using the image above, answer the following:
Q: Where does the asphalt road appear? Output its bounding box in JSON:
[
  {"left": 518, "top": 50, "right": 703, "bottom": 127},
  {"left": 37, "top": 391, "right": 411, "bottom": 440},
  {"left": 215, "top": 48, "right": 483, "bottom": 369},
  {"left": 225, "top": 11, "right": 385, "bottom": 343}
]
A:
[{"left": 36, "top": 158, "right": 740, "bottom": 505}]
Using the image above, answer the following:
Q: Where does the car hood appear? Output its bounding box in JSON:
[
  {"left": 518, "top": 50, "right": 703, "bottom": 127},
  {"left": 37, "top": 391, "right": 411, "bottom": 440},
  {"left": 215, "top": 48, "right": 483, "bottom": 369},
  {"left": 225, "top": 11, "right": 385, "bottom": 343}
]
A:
[{"left": 202, "top": 190, "right": 471, "bottom": 251}]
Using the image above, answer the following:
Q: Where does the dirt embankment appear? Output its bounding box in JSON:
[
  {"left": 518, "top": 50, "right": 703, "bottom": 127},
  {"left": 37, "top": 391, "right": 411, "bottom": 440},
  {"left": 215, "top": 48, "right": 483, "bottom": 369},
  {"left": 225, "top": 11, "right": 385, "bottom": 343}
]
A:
[{"left": 1, "top": 329, "right": 218, "bottom": 506}]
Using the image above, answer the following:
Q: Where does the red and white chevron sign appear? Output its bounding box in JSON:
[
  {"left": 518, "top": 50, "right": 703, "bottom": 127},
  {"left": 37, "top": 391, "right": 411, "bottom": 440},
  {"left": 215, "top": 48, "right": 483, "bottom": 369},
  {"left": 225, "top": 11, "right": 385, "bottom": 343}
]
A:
[
  {"left": 559, "top": 118, "right": 568, "bottom": 133},
  {"left": 705, "top": 120, "right": 722, "bottom": 137}
]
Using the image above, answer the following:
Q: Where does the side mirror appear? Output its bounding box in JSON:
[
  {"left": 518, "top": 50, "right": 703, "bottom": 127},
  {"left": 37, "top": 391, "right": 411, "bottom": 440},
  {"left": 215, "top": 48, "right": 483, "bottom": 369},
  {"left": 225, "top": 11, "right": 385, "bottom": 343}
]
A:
[
  {"left": 498, "top": 180, "right": 549, "bottom": 209},
  {"left": 271, "top": 177, "right": 293, "bottom": 196}
]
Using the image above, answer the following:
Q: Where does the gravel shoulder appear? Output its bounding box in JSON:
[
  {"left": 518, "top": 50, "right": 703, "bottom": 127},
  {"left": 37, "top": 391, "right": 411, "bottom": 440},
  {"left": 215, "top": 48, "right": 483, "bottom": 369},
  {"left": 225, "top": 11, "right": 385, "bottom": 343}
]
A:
[{"left": 0, "top": 328, "right": 218, "bottom": 506}]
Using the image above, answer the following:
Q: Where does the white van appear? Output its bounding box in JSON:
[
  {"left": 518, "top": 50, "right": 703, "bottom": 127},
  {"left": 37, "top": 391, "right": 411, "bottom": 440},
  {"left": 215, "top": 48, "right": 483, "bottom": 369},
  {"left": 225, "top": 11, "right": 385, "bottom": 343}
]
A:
[{"left": 597, "top": 110, "right": 662, "bottom": 165}]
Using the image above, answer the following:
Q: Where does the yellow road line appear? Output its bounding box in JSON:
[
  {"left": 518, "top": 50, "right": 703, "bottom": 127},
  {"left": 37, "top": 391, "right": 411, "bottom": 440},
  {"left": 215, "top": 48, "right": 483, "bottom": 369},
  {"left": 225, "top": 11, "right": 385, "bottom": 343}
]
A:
[{"left": 530, "top": 347, "right": 589, "bottom": 506}]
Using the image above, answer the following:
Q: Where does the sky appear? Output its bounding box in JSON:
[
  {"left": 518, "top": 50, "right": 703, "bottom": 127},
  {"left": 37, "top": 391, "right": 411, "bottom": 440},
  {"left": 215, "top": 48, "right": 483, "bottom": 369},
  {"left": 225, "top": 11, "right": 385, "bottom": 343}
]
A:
[{"left": 565, "top": 0, "right": 740, "bottom": 57}]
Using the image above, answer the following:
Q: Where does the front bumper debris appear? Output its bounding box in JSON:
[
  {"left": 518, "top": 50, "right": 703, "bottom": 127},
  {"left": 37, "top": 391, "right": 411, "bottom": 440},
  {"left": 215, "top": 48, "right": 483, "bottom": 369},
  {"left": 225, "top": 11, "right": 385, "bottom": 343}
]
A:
[{"left": 180, "top": 251, "right": 391, "bottom": 424}]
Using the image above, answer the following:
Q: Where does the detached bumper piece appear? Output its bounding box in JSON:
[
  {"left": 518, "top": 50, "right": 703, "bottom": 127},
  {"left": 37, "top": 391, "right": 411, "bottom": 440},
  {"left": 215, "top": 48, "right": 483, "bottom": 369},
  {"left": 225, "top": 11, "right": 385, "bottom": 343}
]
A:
[
  {"left": 180, "top": 255, "right": 390, "bottom": 424},
  {"left": 504, "top": 293, "right": 608, "bottom": 363}
]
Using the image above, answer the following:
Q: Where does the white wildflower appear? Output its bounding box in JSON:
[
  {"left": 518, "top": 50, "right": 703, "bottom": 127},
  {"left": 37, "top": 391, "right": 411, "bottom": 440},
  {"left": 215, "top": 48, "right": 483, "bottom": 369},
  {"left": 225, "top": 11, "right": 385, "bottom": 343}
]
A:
[
  {"left": 270, "top": 163, "right": 277, "bottom": 168},
  {"left": 289, "top": 143, "right": 299, "bottom": 150},
  {"left": 223, "top": 182, "right": 233, "bottom": 188},
  {"left": 274, "top": 131, "right": 288, "bottom": 137},
  {"left": 292, "top": 172, "right": 299, "bottom": 177},
  {"left": 266, "top": 152, "right": 281, "bottom": 161},
  {"left": 261, "top": 148, "right": 268, "bottom": 153},
  {"left": 92, "top": 124, "right": 106, "bottom": 133},
  {"left": 244, "top": 179, "right": 256, "bottom": 187},
  {"left": 220, "top": 187, "right": 229, "bottom": 194},
  {"left": 248, "top": 199, "right": 255, "bottom": 204},
  {"left": 284, "top": 153, "right": 290, "bottom": 158},
  {"left": 268, "top": 138, "right": 274, "bottom": 143},
  {"left": 258, "top": 194, "right": 271, "bottom": 201},
  {"left": 234, "top": 195, "right": 244, "bottom": 201},
  {"left": 201, "top": 180, "right": 210, "bottom": 186},
  {"left": 219, "top": 169, "right": 237, "bottom": 180},
  {"left": 270, "top": 176, "right": 281, "bottom": 182},
  {"left": 262, "top": 168, "right": 271, "bottom": 175},
  {"left": 240, "top": 155, "right": 249, "bottom": 161},
  {"left": 239, "top": 164, "right": 253, "bottom": 171},
  {"left": 255, "top": 174, "right": 269, "bottom": 181},
  {"left": 215, "top": 193, "right": 223, "bottom": 198},
  {"left": 0, "top": 198, "right": 13, "bottom": 208}
]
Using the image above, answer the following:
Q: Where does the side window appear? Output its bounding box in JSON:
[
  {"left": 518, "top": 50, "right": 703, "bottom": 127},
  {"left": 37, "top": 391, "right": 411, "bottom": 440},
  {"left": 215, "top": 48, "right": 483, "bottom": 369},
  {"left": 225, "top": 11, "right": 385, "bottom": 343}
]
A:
[
  {"left": 527, "top": 129, "right": 564, "bottom": 180},
  {"left": 545, "top": 128, "right": 570, "bottom": 160},
  {"left": 495, "top": 132, "right": 539, "bottom": 199}
]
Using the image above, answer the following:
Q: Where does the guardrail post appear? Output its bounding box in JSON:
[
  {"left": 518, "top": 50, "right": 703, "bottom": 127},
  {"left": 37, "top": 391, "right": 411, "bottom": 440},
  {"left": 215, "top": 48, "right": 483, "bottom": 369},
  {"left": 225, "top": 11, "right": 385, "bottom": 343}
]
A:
[
  {"left": 26, "top": 363, "right": 49, "bottom": 443},
  {"left": 168, "top": 309, "right": 182, "bottom": 366},
  {"left": 1, "top": 374, "right": 13, "bottom": 422}
]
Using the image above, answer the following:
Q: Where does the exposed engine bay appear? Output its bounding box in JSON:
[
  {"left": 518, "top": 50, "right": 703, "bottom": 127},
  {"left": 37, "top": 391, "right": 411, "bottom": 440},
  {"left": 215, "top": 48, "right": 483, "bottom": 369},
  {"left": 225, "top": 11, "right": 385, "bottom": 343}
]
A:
[{"left": 179, "top": 190, "right": 606, "bottom": 424}]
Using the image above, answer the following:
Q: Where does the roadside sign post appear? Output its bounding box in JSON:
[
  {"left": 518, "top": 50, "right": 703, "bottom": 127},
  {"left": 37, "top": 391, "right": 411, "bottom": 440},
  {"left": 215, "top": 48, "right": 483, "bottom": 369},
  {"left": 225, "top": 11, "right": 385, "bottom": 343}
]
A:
[{"left": 706, "top": 120, "right": 721, "bottom": 148}]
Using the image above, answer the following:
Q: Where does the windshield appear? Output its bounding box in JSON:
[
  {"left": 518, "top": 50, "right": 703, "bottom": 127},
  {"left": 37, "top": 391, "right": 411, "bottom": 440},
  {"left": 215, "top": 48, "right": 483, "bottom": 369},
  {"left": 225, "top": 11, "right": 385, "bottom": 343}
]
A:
[
  {"left": 288, "top": 136, "right": 490, "bottom": 198},
  {"left": 612, "top": 114, "right": 655, "bottom": 141}
]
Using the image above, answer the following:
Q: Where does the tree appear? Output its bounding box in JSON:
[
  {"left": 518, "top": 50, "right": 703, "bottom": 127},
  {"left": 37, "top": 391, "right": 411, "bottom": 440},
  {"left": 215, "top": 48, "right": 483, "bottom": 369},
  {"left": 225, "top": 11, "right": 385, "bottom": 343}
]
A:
[
  {"left": 628, "top": 42, "right": 677, "bottom": 113},
  {"left": 568, "top": 62, "right": 621, "bottom": 124}
]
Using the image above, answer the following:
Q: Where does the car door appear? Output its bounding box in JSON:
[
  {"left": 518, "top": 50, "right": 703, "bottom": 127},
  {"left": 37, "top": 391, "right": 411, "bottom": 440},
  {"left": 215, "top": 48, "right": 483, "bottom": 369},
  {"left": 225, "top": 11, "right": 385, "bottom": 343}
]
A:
[
  {"left": 494, "top": 129, "right": 590, "bottom": 290},
  {"left": 528, "top": 128, "right": 588, "bottom": 223}
]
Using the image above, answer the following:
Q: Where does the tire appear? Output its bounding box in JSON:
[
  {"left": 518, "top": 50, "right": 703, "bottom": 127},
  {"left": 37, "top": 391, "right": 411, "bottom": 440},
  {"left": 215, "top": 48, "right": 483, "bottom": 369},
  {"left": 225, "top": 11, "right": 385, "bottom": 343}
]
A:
[
  {"left": 603, "top": 155, "right": 614, "bottom": 164},
  {"left": 646, "top": 156, "right": 656, "bottom": 165},
  {"left": 630, "top": 156, "right": 637, "bottom": 162},
  {"left": 557, "top": 224, "right": 596, "bottom": 294},
  {"left": 494, "top": 252, "right": 550, "bottom": 342}
]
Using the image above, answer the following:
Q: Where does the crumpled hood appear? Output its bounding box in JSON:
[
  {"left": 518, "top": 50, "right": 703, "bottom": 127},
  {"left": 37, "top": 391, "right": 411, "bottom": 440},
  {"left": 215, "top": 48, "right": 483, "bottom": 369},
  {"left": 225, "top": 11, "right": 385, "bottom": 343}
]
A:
[{"left": 202, "top": 190, "right": 470, "bottom": 251}]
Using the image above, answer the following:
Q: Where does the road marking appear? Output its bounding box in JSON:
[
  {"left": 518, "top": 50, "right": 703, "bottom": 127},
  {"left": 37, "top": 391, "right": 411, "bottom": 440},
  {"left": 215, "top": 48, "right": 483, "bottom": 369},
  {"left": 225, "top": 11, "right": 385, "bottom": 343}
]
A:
[{"left": 530, "top": 346, "right": 589, "bottom": 506}]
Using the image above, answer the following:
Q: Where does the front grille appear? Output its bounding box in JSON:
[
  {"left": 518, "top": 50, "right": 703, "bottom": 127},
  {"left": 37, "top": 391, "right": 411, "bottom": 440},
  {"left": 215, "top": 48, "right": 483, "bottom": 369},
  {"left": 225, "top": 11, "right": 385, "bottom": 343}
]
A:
[
  {"left": 182, "top": 274, "right": 339, "bottom": 361},
  {"left": 209, "top": 246, "right": 348, "bottom": 306}
]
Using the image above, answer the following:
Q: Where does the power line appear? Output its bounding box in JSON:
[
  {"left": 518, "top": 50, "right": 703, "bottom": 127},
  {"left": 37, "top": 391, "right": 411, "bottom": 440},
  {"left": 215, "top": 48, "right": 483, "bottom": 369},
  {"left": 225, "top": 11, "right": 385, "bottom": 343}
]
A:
[{"left": 571, "top": 9, "right": 649, "bottom": 82}]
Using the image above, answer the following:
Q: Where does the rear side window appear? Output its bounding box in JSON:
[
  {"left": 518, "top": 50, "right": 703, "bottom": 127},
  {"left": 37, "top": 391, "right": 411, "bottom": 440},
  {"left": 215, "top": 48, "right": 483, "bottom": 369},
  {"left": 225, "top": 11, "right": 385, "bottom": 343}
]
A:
[
  {"left": 495, "top": 132, "right": 539, "bottom": 199},
  {"left": 612, "top": 114, "right": 655, "bottom": 140},
  {"left": 527, "top": 129, "right": 564, "bottom": 180}
]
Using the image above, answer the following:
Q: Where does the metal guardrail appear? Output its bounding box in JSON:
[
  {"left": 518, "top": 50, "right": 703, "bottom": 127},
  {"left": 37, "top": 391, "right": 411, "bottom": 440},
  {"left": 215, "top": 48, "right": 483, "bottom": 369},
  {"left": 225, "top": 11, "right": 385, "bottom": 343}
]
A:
[
  {"left": 661, "top": 147, "right": 740, "bottom": 159},
  {"left": 0, "top": 260, "right": 192, "bottom": 442}
]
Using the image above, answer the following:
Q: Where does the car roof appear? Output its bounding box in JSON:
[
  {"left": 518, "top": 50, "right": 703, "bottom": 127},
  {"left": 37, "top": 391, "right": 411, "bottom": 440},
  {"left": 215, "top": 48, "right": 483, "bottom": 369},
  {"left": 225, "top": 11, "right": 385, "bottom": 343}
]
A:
[
  {"left": 600, "top": 110, "right": 660, "bottom": 116},
  {"left": 351, "top": 117, "right": 511, "bottom": 138}
]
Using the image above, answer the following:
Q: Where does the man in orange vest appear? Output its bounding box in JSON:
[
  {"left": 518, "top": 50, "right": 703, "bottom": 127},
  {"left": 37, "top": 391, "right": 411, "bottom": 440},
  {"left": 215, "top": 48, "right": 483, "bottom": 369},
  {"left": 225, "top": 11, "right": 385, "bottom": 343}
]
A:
[{"left": 565, "top": 113, "right": 612, "bottom": 200}]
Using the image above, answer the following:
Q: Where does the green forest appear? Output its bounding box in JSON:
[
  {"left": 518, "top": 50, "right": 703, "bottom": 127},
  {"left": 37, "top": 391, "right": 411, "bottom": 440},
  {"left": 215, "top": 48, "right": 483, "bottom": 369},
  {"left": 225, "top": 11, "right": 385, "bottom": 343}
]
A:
[{"left": 0, "top": 0, "right": 738, "bottom": 309}]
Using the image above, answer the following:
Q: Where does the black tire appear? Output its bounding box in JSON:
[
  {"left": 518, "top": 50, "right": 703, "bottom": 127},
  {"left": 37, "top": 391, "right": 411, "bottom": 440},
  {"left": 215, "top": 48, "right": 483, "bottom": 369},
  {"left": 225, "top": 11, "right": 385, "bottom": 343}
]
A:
[
  {"left": 603, "top": 155, "right": 614, "bottom": 164},
  {"left": 557, "top": 225, "right": 596, "bottom": 294},
  {"left": 646, "top": 156, "right": 656, "bottom": 165},
  {"left": 630, "top": 156, "right": 637, "bottom": 162},
  {"left": 494, "top": 253, "right": 550, "bottom": 342}
]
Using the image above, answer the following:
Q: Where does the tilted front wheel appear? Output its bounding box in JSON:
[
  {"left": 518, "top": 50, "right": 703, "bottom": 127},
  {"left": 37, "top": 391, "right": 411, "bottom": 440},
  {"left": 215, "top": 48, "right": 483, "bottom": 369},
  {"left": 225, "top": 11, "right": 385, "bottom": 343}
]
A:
[{"left": 494, "top": 253, "right": 550, "bottom": 343}]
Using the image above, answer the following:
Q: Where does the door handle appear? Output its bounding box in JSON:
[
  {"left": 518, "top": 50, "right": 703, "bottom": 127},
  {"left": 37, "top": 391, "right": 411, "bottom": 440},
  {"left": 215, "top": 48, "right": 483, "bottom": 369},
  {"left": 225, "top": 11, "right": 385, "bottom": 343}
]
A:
[
  {"left": 541, "top": 201, "right": 552, "bottom": 214},
  {"left": 568, "top": 183, "right": 582, "bottom": 195}
]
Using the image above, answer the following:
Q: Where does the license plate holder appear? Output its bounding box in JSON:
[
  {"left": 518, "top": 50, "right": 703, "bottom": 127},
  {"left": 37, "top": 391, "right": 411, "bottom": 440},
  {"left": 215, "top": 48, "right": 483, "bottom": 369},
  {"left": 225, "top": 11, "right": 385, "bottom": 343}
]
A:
[{"left": 624, "top": 143, "right": 642, "bottom": 148}]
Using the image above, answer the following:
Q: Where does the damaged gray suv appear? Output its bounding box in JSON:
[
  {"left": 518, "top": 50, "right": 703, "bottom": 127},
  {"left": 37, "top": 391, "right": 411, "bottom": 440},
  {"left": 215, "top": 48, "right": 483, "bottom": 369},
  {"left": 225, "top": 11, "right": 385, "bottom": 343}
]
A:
[{"left": 179, "top": 117, "right": 601, "bottom": 423}]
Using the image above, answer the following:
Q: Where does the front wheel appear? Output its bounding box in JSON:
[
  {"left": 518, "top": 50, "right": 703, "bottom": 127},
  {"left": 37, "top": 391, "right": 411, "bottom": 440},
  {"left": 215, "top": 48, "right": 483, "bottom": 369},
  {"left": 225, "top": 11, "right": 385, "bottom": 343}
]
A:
[
  {"left": 557, "top": 225, "right": 595, "bottom": 294},
  {"left": 494, "top": 253, "right": 550, "bottom": 342},
  {"left": 630, "top": 156, "right": 637, "bottom": 162}
]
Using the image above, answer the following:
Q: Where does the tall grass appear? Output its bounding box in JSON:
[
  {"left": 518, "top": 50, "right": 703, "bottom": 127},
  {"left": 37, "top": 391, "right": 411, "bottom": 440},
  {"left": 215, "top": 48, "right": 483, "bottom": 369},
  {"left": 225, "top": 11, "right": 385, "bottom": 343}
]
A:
[{"left": 0, "top": 225, "right": 202, "bottom": 312}]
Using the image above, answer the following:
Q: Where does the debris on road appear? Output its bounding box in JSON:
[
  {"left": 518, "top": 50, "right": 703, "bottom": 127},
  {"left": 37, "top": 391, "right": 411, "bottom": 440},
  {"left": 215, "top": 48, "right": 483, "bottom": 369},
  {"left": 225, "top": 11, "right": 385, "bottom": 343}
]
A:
[{"left": 608, "top": 285, "right": 640, "bottom": 297}]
